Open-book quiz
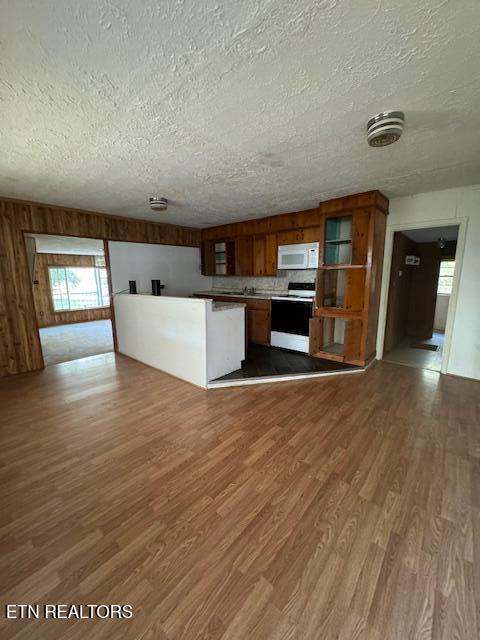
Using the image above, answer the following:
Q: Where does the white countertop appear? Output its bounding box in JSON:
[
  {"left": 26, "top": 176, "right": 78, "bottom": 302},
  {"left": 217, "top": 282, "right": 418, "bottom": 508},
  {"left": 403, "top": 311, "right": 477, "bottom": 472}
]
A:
[
  {"left": 212, "top": 301, "right": 247, "bottom": 311},
  {"left": 196, "top": 291, "right": 315, "bottom": 303},
  {"left": 195, "top": 290, "right": 283, "bottom": 300}
]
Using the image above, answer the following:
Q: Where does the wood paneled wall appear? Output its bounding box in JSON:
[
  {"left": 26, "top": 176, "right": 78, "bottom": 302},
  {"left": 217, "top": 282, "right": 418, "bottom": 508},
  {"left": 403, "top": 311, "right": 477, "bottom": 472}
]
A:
[
  {"left": 384, "top": 232, "right": 416, "bottom": 353},
  {"left": 407, "top": 242, "right": 441, "bottom": 339},
  {"left": 0, "top": 197, "right": 200, "bottom": 377},
  {"left": 384, "top": 235, "right": 442, "bottom": 351},
  {"left": 32, "top": 253, "right": 111, "bottom": 328}
]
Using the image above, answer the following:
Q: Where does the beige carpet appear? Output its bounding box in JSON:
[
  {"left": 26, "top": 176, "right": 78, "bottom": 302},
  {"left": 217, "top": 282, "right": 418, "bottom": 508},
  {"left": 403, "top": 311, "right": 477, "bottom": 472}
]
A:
[{"left": 40, "top": 320, "right": 114, "bottom": 366}]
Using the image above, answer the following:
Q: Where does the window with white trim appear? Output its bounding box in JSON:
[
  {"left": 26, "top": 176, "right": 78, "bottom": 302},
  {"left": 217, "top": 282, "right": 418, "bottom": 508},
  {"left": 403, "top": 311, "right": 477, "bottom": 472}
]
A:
[
  {"left": 437, "top": 260, "right": 455, "bottom": 296},
  {"left": 49, "top": 266, "right": 110, "bottom": 311}
]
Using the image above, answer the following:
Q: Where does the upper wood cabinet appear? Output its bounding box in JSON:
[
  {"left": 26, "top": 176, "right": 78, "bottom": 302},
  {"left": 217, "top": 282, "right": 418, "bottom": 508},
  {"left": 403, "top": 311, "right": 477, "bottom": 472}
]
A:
[
  {"left": 253, "top": 234, "right": 277, "bottom": 276},
  {"left": 276, "top": 227, "right": 320, "bottom": 246},
  {"left": 201, "top": 240, "right": 215, "bottom": 276},
  {"left": 235, "top": 236, "right": 254, "bottom": 276},
  {"left": 202, "top": 228, "right": 322, "bottom": 277},
  {"left": 253, "top": 236, "right": 265, "bottom": 276},
  {"left": 264, "top": 233, "right": 277, "bottom": 275},
  {"left": 201, "top": 239, "right": 236, "bottom": 275}
]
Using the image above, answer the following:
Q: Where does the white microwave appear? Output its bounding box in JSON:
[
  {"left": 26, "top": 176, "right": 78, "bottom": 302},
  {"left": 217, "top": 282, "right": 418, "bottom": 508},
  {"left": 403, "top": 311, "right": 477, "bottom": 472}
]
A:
[{"left": 277, "top": 242, "right": 319, "bottom": 270}]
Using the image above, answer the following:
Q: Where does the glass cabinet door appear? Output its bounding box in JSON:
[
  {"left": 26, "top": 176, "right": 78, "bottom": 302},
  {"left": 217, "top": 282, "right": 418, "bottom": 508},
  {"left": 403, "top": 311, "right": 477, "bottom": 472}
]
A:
[
  {"left": 214, "top": 242, "right": 227, "bottom": 274},
  {"left": 324, "top": 215, "right": 352, "bottom": 265}
]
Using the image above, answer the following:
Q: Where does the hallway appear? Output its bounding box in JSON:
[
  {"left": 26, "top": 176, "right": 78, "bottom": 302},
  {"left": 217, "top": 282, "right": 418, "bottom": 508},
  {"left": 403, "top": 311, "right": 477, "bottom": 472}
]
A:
[{"left": 383, "top": 330, "right": 444, "bottom": 372}]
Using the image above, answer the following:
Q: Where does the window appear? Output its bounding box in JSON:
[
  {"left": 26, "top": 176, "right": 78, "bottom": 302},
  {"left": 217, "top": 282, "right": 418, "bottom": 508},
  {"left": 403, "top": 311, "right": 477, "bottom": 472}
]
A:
[
  {"left": 437, "top": 260, "right": 455, "bottom": 295},
  {"left": 49, "top": 267, "right": 110, "bottom": 311}
]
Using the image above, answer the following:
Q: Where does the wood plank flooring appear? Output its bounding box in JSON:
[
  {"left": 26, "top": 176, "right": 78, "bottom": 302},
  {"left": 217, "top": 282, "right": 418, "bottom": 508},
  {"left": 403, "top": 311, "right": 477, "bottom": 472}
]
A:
[{"left": 0, "top": 353, "right": 479, "bottom": 639}]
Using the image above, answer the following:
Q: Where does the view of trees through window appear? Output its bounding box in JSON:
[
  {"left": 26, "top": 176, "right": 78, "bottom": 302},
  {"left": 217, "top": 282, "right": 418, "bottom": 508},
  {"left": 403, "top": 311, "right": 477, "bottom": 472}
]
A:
[
  {"left": 49, "top": 267, "right": 110, "bottom": 311},
  {"left": 437, "top": 260, "right": 455, "bottom": 295}
]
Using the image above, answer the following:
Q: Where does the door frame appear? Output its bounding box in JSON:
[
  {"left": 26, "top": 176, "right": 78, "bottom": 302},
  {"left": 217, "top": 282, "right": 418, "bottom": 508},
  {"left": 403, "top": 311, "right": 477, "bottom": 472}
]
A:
[
  {"left": 22, "top": 232, "right": 118, "bottom": 367},
  {"left": 376, "top": 217, "right": 468, "bottom": 374}
]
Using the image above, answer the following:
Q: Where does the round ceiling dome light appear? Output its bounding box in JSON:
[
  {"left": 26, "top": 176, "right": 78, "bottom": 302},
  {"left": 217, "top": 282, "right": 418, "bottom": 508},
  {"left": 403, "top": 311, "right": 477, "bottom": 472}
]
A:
[
  {"left": 367, "top": 111, "right": 405, "bottom": 147},
  {"left": 149, "top": 196, "right": 168, "bottom": 211}
]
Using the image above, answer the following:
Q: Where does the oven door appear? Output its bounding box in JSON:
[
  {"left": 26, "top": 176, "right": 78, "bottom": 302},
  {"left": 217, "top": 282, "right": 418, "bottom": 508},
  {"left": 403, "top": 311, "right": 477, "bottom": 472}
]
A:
[{"left": 271, "top": 299, "right": 313, "bottom": 337}]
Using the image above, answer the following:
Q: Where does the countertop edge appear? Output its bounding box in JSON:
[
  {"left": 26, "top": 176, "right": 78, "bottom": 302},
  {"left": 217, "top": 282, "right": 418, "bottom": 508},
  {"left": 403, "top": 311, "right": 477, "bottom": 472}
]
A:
[{"left": 194, "top": 290, "right": 281, "bottom": 300}]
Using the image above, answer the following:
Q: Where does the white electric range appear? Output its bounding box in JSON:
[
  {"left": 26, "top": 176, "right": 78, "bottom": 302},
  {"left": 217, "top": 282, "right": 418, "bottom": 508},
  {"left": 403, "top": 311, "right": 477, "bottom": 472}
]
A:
[{"left": 271, "top": 282, "right": 315, "bottom": 353}]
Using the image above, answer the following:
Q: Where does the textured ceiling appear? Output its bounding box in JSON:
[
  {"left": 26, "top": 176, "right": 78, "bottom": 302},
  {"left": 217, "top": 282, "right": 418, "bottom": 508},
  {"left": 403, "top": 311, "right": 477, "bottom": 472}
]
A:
[
  {"left": 26, "top": 234, "right": 105, "bottom": 255},
  {"left": 1, "top": 1, "right": 480, "bottom": 227}
]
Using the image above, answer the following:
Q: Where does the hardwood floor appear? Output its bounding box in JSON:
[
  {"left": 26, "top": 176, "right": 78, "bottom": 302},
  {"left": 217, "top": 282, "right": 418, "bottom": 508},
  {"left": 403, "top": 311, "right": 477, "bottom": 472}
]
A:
[{"left": 0, "top": 353, "right": 479, "bottom": 639}]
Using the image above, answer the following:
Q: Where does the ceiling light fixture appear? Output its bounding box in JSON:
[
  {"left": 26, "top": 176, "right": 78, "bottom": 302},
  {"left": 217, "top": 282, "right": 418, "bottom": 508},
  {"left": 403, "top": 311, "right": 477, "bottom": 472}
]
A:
[
  {"left": 367, "top": 111, "right": 405, "bottom": 147},
  {"left": 437, "top": 237, "right": 446, "bottom": 249},
  {"left": 149, "top": 196, "right": 168, "bottom": 211}
]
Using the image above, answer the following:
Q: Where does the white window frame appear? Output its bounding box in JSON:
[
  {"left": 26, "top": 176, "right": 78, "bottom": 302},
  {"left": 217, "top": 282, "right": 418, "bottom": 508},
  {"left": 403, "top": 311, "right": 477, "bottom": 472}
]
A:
[{"left": 48, "top": 265, "right": 110, "bottom": 312}]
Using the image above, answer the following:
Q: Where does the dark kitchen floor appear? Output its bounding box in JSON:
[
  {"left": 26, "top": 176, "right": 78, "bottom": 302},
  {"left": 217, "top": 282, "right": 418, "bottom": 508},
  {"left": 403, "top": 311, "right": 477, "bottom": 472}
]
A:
[{"left": 214, "top": 344, "right": 359, "bottom": 381}]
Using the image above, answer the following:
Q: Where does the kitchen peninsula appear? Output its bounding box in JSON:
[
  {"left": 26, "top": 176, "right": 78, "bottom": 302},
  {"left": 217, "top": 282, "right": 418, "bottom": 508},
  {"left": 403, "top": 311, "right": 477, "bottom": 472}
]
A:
[{"left": 114, "top": 294, "right": 245, "bottom": 388}]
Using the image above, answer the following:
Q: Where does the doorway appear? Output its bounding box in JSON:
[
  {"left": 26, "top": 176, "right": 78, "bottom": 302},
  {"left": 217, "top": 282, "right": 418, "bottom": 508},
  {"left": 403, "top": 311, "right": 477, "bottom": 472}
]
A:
[
  {"left": 382, "top": 225, "right": 459, "bottom": 372},
  {"left": 25, "top": 233, "right": 114, "bottom": 366}
]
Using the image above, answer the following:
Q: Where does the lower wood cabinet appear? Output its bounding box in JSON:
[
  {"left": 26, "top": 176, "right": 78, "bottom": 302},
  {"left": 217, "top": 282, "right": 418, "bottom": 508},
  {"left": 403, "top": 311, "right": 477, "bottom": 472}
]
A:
[
  {"left": 194, "top": 294, "right": 271, "bottom": 346},
  {"left": 245, "top": 299, "right": 271, "bottom": 345}
]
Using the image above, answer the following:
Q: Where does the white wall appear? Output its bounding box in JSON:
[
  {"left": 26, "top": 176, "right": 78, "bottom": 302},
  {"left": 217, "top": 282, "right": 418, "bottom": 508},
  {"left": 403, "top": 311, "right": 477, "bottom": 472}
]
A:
[
  {"left": 108, "top": 241, "right": 211, "bottom": 297},
  {"left": 378, "top": 185, "right": 480, "bottom": 380},
  {"left": 433, "top": 295, "right": 449, "bottom": 332}
]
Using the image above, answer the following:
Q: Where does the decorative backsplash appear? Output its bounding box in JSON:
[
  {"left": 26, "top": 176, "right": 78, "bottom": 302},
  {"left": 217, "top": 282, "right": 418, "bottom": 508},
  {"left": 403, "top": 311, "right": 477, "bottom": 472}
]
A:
[{"left": 212, "top": 269, "right": 317, "bottom": 295}]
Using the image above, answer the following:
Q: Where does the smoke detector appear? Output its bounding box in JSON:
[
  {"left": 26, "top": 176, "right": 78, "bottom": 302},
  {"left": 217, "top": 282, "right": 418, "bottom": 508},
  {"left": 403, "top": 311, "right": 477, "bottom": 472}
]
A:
[
  {"left": 149, "top": 196, "right": 168, "bottom": 211},
  {"left": 367, "top": 111, "right": 405, "bottom": 147}
]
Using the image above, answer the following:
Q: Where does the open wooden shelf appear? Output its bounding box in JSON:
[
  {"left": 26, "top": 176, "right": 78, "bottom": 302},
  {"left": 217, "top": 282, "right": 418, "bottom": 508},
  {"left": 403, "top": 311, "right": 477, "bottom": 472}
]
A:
[
  {"left": 311, "top": 349, "right": 346, "bottom": 363},
  {"left": 316, "top": 267, "right": 366, "bottom": 313},
  {"left": 309, "top": 315, "right": 363, "bottom": 364},
  {"left": 311, "top": 350, "right": 365, "bottom": 367},
  {"left": 314, "top": 308, "right": 363, "bottom": 319}
]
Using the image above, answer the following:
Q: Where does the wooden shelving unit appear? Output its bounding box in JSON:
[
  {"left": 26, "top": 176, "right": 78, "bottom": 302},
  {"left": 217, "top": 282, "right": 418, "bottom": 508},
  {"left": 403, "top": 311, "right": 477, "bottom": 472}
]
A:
[{"left": 309, "top": 198, "right": 387, "bottom": 366}]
